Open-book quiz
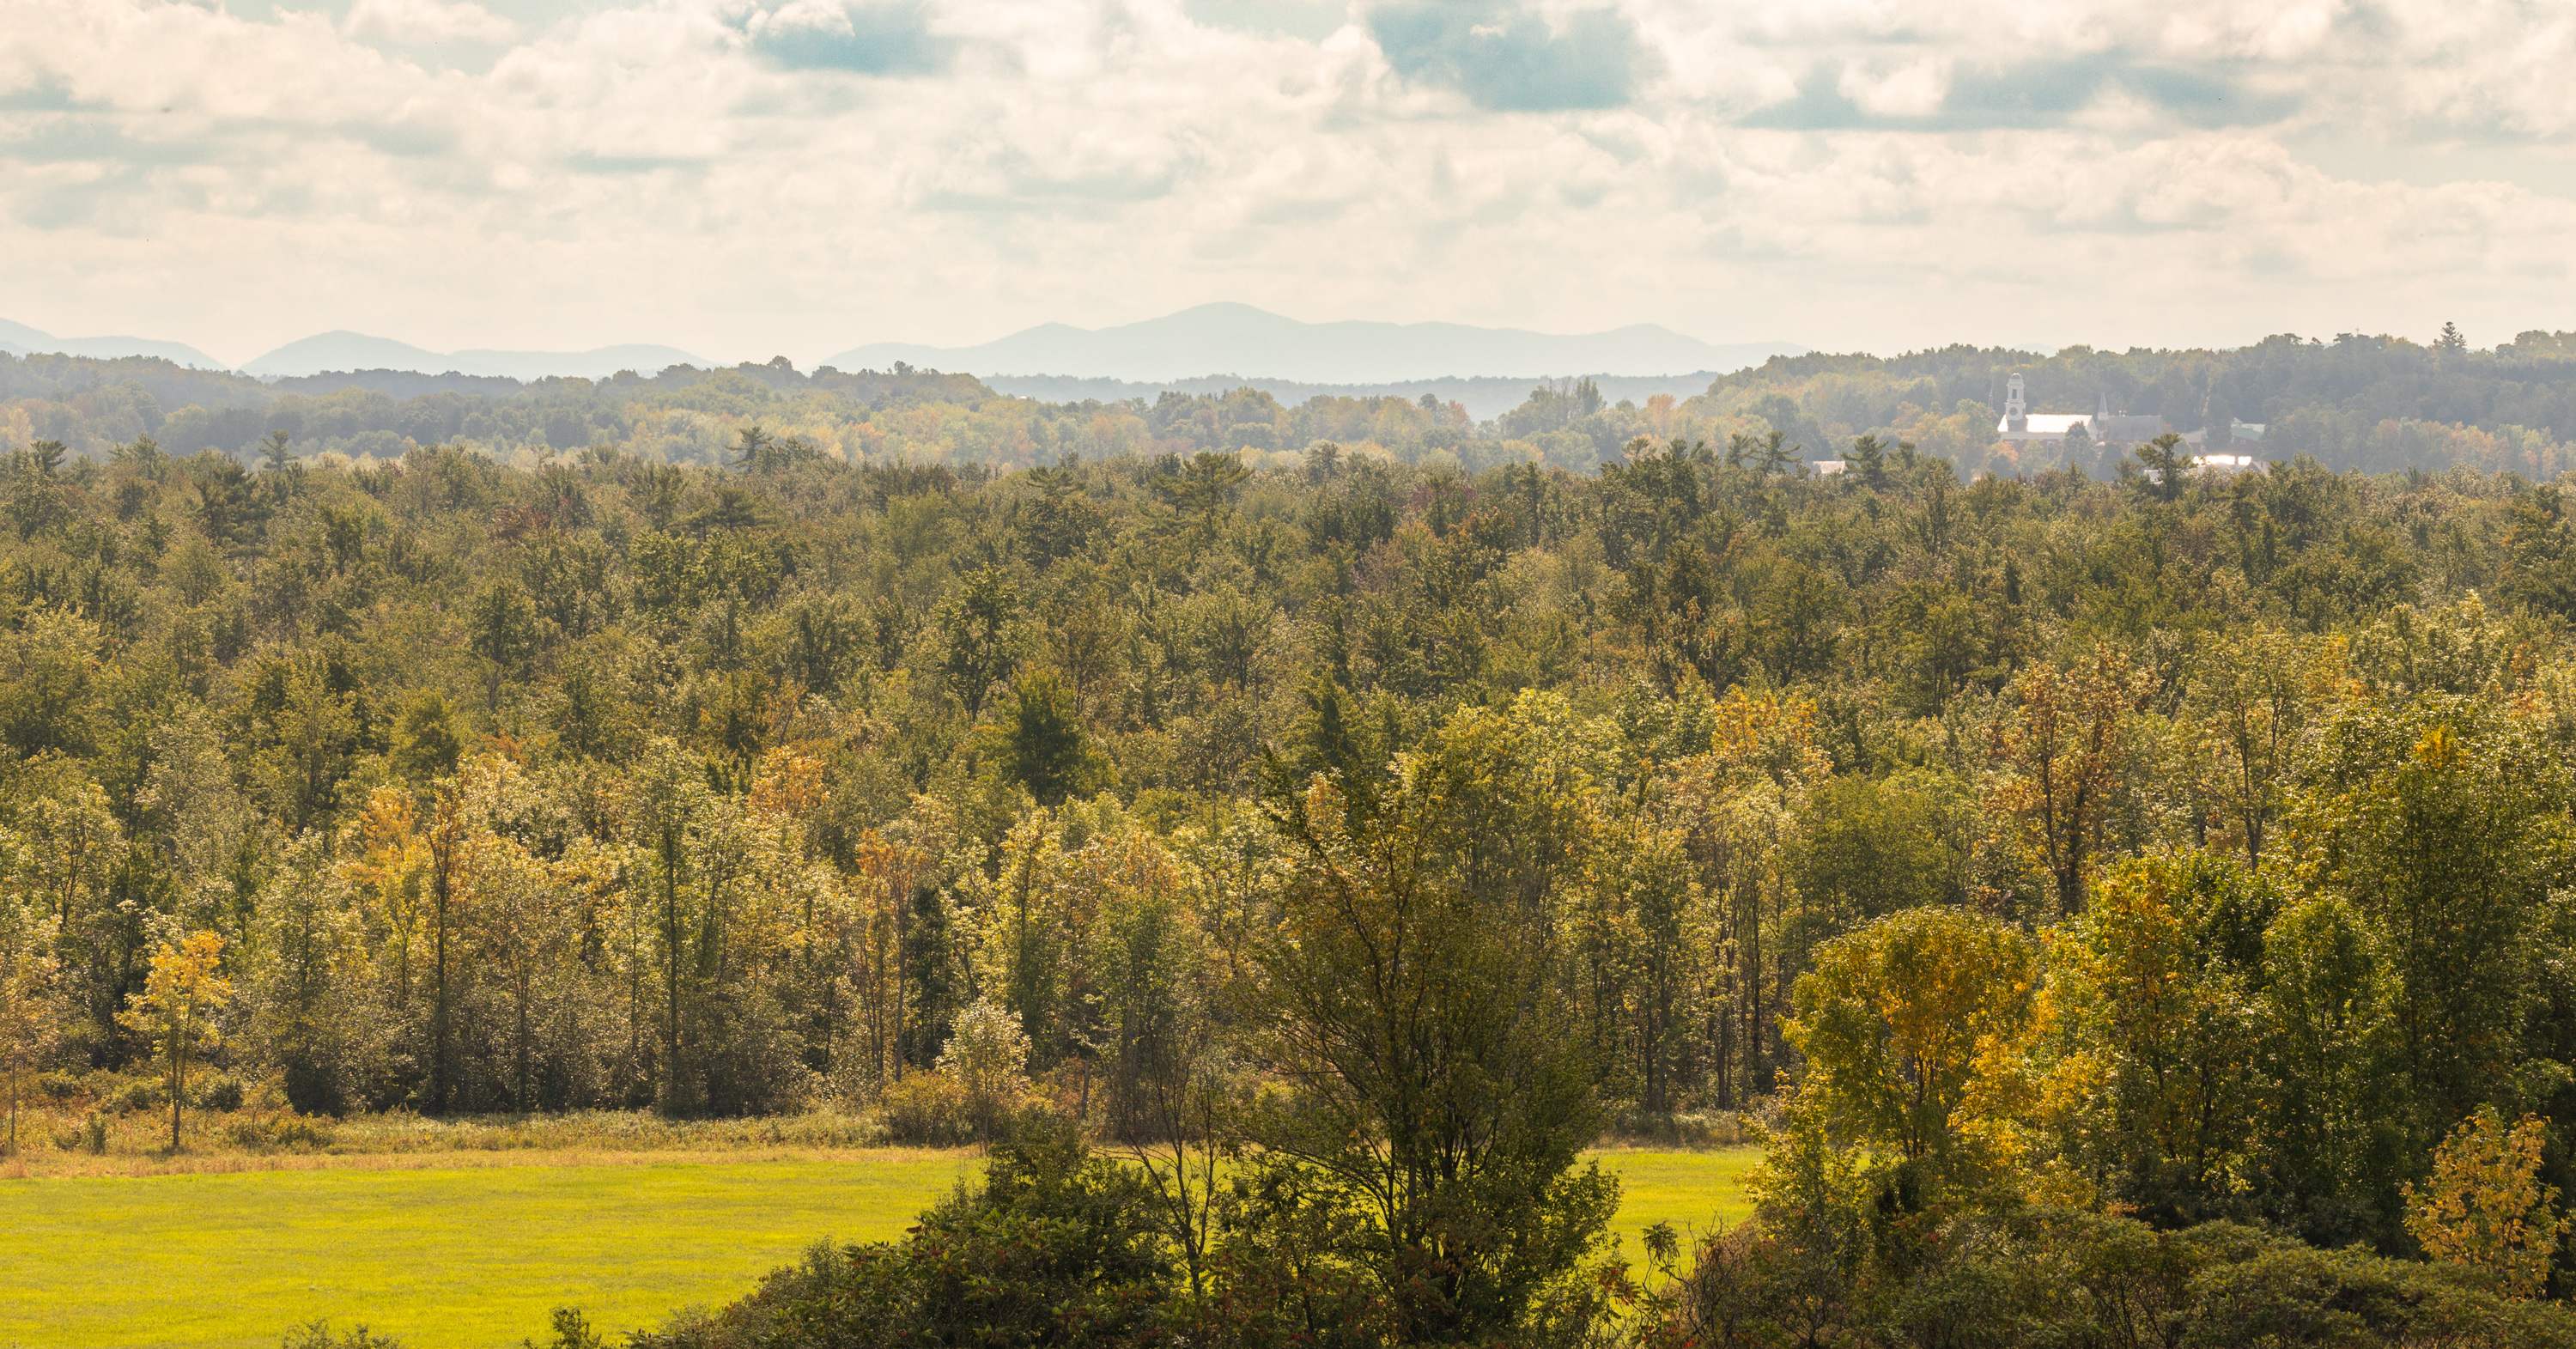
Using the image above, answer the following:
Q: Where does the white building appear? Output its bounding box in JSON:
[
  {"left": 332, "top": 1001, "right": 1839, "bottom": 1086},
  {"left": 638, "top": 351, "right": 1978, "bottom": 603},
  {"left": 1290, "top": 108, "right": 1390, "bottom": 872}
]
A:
[{"left": 1996, "top": 373, "right": 2167, "bottom": 448}]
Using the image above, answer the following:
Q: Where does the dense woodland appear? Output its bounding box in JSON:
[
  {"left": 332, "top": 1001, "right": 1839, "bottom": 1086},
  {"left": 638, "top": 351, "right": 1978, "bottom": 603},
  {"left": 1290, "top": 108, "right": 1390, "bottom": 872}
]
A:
[
  {"left": 11, "top": 323, "right": 2576, "bottom": 480},
  {"left": 18, "top": 341, "right": 2576, "bottom": 1344}
]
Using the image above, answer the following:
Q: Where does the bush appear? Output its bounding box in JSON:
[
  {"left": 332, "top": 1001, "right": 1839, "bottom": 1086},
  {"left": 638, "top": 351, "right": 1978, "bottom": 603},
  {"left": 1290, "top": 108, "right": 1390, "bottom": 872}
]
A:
[
  {"left": 629, "top": 1120, "right": 1175, "bottom": 1349},
  {"left": 109, "top": 1079, "right": 163, "bottom": 1115},
  {"left": 1609, "top": 1107, "right": 1757, "bottom": 1149},
  {"left": 878, "top": 1072, "right": 975, "bottom": 1146},
  {"left": 278, "top": 1320, "right": 404, "bottom": 1349},
  {"left": 197, "top": 1074, "right": 248, "bottom": 1114},
  {"left": 63, "top": 1112, "right": 109, "bottom": 1155},
  {"left": 525, "top": 1307, "right": 607, "bottom": 1349},
  {"left": 1634, "top": 1204, "right": 2576, "bottom": 1349},
  {"left": 228, "top": 1110, "right": 338, "bottom": 1153}
]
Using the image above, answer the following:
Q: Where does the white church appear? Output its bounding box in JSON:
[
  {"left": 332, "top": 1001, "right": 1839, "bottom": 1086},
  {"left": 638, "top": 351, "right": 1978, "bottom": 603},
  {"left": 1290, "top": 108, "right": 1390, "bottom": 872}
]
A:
[{"left": 1996, "top": 373, "right": 2167, "bottom": 449}]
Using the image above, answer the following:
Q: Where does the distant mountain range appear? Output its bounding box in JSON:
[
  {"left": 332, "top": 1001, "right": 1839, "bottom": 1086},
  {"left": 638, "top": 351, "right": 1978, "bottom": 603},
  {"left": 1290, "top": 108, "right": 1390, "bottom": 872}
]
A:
[
  {"left": 828, "top": 303, "right": 1798, "bottom": 385},
  {"left": 0, "top": 319, "right": 225, "bottom": 369},
  {"left": 985, "top": 371, "right": 1742, "bottom": 422},
  {"left": 240, "top": 332, "right": 707, "bottom": 381},
  {"left": 2, "top": 304, "right": 1799, "bottom": 392}
]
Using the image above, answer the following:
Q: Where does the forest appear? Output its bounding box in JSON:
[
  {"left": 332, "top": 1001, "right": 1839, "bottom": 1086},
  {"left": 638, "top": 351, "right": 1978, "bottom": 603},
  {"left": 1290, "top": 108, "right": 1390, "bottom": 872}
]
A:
[
  {"left": 15, "top": 340, "right": 2576, "bottom": 1345},
  {"left": 10, "top": 323, "right": 2576, "bottom": 482}
]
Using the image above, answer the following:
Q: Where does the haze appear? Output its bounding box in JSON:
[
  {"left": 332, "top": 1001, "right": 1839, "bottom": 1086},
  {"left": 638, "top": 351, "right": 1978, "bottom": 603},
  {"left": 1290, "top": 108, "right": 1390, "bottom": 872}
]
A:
[{"left": 6, "top": 0, "right": 2575, "bottom": 365}]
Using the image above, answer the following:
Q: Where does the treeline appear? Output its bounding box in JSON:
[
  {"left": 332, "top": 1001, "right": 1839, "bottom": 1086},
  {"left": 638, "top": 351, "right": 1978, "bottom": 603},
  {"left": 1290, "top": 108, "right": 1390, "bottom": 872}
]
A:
[
  {"left": 1710, "top": 327, "right": 2576, "bottom": 478},
  {"left": 16, "top": 430, "right": 2576, "bottom": 1340},
  {"left": 11, "top": 325, "right": 2576, "bottom": 481}
]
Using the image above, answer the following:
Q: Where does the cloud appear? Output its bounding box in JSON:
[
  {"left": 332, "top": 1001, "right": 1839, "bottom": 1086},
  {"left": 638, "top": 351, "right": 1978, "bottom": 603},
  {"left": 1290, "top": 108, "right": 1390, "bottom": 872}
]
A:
[
  {"left": 5, "top": 0, "right": 2576, "bottom": 366},
  {"left": 1747, "top": 54, "right": 2299, "bottom": 131},
  {"left": 738, "top": 0, "right": 952, "bottom": 75},
  {"left": 1368, "top": 1, "right": 1650, "bottom": 112},
  {"left": 344, "top": 0, "right": 519, "bottom": 46}
]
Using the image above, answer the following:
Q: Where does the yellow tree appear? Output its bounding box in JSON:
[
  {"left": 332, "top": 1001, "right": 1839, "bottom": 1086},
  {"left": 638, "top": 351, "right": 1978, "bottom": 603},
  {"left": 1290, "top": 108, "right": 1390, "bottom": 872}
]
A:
[
  {"left": 1996, "top": 643, "right": 2148, "bottom": 914},
  {"left": 1783, "top": 906, "right": 2038, "bottom": 1187},
  {"left": 342, "top": 787, "right": 429, "bottom": 1088},
  {"left": 2405, "top": 1106, "right": 2568, "bottom": 1298},
  {"left": 121, "top": 931, "right": 232, "bottom": 1152}
]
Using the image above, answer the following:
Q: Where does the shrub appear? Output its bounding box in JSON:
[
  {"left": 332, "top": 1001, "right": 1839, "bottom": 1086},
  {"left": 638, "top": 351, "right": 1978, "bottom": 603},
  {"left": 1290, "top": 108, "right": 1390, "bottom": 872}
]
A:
[
  {"left": 525, "top": 1307, "right": 607, "bottom": 1349},
  {"left": 1633, "top": 1204, "right": 2576, "bottom": 1349},
  {"left": 1609, "top": 1107, "right": 1756, "bottom": 1149},
  {"left": 878, "top": 1071, "right": 975, "bottom": 1146},
  {"left": 278, "top": 1320, "right": 404, "bottom": 1349},
  {"left": 629, "top": 1119, "right": 1175, "bottom": 1349},
  {"left": 228, "top": 1110, "right": 338, "bottom": 1152},
  {"left": 197, "top": 1074, "right": 247, "bottom": 1114}
]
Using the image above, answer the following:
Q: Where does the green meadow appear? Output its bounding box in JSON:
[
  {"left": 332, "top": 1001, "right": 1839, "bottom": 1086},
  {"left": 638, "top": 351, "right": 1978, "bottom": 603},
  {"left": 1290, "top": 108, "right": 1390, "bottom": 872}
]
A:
[{"left": 0, "top": 1147, "right": 1758, "bottom": 1349}]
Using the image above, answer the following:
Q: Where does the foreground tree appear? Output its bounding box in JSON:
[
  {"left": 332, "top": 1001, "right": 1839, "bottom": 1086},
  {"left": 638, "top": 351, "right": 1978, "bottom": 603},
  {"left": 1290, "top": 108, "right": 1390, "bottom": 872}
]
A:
[
  {"left": 120, "top": 930, "right": 232, "bottom": 1152},
  {"left": 2038, "top": 850, "right": 2275, "bottom": 1223},
  {"left": 1783, "top": 905, "right": 2038, "bottom": 1198},
  {"left": 1256, "top": 692, "right": 1619, "bottom": 1344}
]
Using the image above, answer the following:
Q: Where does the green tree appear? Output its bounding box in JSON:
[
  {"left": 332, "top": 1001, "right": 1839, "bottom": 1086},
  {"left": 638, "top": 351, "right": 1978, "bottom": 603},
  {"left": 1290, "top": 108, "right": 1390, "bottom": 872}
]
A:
[
  {"left": 999, "top": 668, "right": 1093, "bottom": 807},
  {"left": 246, "top": 836, "right": 366, "bottom": 1115},
  {"left": 2291, "top": 700, "right": 2569, "bottom": 1122},
  {"left": 934, "top": 564, "right": 1020, "bottom": 715},
  {"left": 2256, "top": 894, "right": 2409, "bottom": 1245},
  {"left": 0, "top": 893, "right": 66, "bottom": 1154},
  {"left": 2039, "top": 851, "right": 2276, "bottom": 1223},
  {"left": 2185, "top": 627, "right": 2337, "bottom": 869},
  {"left": 2135, "top": 432, "right": 2193, "bottom": 501},
  {"left": 391, "top": 690, "right": 465, "bottom": 783},
  {"left": 1257, "top": 692, "right": 1619, "bottom": 1343}
]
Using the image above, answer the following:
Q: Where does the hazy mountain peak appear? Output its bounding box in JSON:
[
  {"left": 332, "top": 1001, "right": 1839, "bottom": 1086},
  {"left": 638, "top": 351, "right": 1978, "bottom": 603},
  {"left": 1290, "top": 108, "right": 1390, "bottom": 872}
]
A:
[
  {"left": 0, "top": 319, "right": 226, "bottom": 369},
  {"left": 244, "top": 332, "right": 708, "bottom": 381},
  {"left": 828, "top": 305, "right": 1796, "bottom": 384}
]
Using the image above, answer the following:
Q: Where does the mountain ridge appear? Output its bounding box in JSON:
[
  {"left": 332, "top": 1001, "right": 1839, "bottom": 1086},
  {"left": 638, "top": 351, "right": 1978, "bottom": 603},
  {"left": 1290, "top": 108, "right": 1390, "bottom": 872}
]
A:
[
  {"left": 0, "top": 319, "right": 226, "bottom": 369},
  {"left": 982, "top": 370, "right": 1741, "bottom": 421},
  {"left": 828, "top": 303, "right": 1799, "bottom": 384},
  {"left": 4, "top": 304, "right": 1802, "bottom": 386},
  {"left": 242, "top": 331, "right": 708, "bottom": 381}
]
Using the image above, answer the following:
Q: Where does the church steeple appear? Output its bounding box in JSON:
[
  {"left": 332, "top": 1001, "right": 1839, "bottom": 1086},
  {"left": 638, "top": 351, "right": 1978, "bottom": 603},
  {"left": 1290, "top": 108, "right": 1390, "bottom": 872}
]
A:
[{"left": 2004, "top": 372, "right": 2027, "bottom": 433}]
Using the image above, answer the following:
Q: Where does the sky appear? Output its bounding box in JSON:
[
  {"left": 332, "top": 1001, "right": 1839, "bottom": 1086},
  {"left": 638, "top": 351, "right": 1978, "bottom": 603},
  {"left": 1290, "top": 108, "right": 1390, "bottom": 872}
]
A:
[{"left": 5, "top": 0, "right": 2576, "bottom": 368}]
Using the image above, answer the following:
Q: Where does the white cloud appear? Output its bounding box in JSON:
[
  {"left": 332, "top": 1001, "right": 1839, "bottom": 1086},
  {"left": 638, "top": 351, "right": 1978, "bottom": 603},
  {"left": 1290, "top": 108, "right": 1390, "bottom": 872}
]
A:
[
  {"left": 1, "top": 0, "right": 2573, "bottom": 365},
  {"left": 345, "top": 0, "right": 520, "bottom": 46}
]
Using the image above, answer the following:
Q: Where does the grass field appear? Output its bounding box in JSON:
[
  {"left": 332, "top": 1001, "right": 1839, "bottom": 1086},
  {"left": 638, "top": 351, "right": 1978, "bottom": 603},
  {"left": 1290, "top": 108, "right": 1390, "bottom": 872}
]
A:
[{"left": 0, "top": 1145, "right": 1758, "bottom": 1349}]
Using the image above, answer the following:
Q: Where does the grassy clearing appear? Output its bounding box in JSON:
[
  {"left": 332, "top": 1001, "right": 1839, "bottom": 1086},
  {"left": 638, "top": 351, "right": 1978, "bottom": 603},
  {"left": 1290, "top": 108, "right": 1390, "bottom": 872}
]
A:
[
  {"left": 0, "top": 1145, "right": 1757, "bottom": 1349},
  {"left": 1, "top": 1105, "right": 893, "bottom": 1175}
]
